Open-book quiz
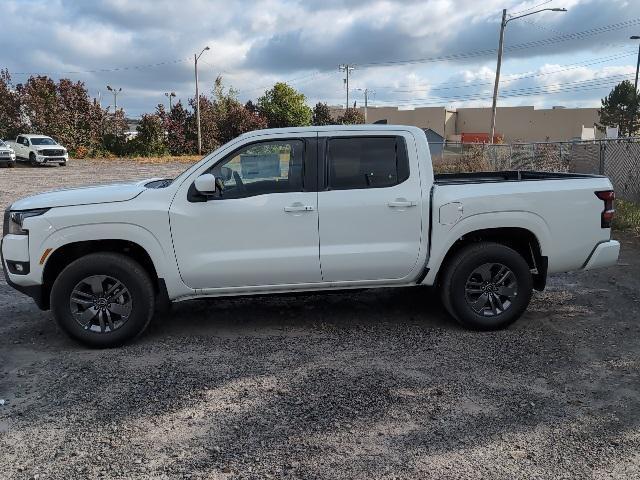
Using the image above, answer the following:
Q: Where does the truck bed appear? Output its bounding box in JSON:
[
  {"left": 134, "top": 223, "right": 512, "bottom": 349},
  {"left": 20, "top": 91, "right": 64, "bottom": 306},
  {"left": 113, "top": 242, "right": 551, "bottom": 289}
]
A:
[{"left": 434, "top": 170, "right": 602, "bottom": 185}]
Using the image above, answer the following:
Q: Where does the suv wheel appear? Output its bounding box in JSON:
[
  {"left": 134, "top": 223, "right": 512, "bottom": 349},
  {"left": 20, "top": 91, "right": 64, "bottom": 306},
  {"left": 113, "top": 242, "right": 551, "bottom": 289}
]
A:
[
  {"left": 50, "top": 253, "right": 155, "bottom": 347},
  {"left": 29, "top": 153, "right": 38, "bottom": 167},
  {"left": 440, "top": 242, "right": 533, "bottom": 330}
]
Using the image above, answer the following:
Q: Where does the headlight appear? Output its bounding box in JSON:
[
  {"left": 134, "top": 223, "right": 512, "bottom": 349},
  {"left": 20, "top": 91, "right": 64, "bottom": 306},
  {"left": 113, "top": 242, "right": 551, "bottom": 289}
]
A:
[{"left": 5, "top": 209, "right": 49, "bottom": 235}]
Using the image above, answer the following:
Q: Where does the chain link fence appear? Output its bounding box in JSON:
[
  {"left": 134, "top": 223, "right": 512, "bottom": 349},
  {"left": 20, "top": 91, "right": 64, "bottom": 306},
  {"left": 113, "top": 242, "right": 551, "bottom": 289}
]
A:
[{"left": 430, "top": 139, "right": 640, "bottom": 202}]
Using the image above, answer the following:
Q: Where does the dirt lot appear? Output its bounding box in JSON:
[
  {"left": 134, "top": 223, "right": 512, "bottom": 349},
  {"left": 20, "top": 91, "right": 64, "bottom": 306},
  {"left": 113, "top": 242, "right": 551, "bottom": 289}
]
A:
[{"left": 1, "top": 160, "right": 639, "bottom": 479}]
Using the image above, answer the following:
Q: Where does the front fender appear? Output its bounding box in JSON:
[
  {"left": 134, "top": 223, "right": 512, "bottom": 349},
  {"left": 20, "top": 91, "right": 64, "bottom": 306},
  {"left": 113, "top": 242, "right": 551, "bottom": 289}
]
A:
[
  {"left": 423, "top": 211, "right": 552, "bottom": 285},
  {"left": 36, "top": 223, "right": 187, "bottom": 297}
]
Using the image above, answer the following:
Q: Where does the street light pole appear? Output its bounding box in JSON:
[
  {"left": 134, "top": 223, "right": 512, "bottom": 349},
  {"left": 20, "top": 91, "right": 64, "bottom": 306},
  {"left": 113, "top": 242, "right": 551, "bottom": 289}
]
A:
[
  {"left": 164, "top": 91, "right": 176, "bottom": 110},
  {"left": 489, "top": 7, "right": 567, "bottom": 143},
  {"left": 194, "top": 46, "right": 210, "bottom": 155},
  {"left": 106, "top": 85, "right": 122, "bottom": 111}
]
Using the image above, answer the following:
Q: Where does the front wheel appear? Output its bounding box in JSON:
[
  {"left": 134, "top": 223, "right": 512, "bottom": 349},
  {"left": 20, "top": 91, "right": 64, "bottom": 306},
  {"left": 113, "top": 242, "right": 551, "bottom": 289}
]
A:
[
  {"left": 440, "top": 242, "right": 533, "bottom": 330},
  {"left": 50, "top": 253, "right": 155, "bottom": 347},
  {"left": 29, "top": 153, "right": 38, "bottom": 167}
]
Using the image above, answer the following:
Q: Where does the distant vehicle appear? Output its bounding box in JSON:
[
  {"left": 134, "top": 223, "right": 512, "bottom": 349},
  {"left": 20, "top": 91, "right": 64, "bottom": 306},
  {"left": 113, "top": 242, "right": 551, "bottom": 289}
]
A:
[
  {"left": 6, "top": 134, "right": 68, "bottom": 166},
  {"left": 2, "top": 125, "right": 620, "bottom": 347},
  {"left": 0, "top": 140, "right": 16, "bottom": 167}
]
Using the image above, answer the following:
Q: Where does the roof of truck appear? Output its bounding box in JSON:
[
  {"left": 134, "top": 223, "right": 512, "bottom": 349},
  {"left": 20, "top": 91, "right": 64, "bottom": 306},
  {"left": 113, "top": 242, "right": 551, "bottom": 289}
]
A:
[
  {"left": 237, "top": 124, "right": 425, "bottom": 140},
  {"left": 19, "top": 134, "right": 54, "bottom": 139}
]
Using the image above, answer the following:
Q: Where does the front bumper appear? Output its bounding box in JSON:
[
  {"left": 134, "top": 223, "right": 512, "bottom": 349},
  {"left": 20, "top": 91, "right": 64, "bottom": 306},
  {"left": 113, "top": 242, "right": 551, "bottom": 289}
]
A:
[
  {"left": 1, "top": 238, "right": 48, "bottom": 309},
  {"left": 36, "top": 155, "right": 67, "bottom": 163},
  {"left": 582, "top": 240, "right": 620, "bottom": 271}
]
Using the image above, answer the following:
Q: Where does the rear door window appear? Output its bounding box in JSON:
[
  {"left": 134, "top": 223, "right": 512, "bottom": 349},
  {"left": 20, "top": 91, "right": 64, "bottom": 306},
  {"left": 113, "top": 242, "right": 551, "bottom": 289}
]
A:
[{"left": 326, "top": 136, "right": 409, "bottom": 190}]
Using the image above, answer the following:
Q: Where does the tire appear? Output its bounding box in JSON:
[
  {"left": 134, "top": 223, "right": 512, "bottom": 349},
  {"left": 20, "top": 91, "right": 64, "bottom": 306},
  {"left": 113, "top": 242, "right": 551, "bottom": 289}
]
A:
[
  {"left": 59, "top": 163, "right": 66, "bottom": 167},
  {"left": 29, "top": 153, "right": 38, "bottom": 167},
  {"left": 50, "top": 253, "right": 155, "bottom": 347},
  {"left": 440, "top": 242, "right": 533, "bottom": 330}
]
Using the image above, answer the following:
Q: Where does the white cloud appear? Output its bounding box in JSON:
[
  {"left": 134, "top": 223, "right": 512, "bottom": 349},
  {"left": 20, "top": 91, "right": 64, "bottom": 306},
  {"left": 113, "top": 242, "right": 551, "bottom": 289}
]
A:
[{"left": 1, "top": 0, "right": 638, "bottom": 116}]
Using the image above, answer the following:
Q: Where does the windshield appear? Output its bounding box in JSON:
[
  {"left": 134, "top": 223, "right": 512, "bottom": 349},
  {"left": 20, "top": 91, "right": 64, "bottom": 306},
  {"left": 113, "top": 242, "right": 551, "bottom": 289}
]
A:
[{"left": 30, "top": 137, "right": 57, "bottom": 146}]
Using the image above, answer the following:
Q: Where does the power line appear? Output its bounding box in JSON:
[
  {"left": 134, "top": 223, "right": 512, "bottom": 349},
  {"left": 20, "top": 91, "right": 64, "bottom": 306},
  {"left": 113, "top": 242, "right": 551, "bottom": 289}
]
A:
[
  {"left": 11, "top": 57, "right": 191, "bottom": 76},
  {"left": 366, "top": 51, "right": 637, "bottom": 93},
  {"left": 357, "top": 17, "right": 640, "bottom": 69},
  {"left": 509, "top": 0, "right": 554, "bottom": 17},
  {"left": 372, "top": 73, "right": 634, "bottom": 106}
]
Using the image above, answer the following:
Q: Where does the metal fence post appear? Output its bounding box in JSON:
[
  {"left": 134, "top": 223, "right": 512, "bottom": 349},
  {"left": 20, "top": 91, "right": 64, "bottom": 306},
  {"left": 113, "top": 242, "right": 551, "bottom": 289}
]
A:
[{"left": 599, "top": 140, "right": 606, "bottom": 175}]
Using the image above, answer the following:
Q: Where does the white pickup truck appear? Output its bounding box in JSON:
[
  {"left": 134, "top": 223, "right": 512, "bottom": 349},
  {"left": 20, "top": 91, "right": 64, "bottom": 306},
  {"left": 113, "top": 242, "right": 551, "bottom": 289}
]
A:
[
  {"left": 6, "top": 134, "right": 68, "bottom": 166},
  {"left": 2, "top": 125, "right": 620, "bottom": 347},
  {"left": 0, "top": 139, "right": 16, "bottom": 167}
]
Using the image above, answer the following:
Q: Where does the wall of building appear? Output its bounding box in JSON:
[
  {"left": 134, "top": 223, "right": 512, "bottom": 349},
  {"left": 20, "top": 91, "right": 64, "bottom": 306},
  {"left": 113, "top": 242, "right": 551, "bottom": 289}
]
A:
[
  {"left": 455, "top": 106, "right": 601, "bottom": 142},
  {"left": 330, "top": 106, "right": 447, "bottom": 137},
  {"left": 330, "top": 105, "right": 602, "bottom": 142}
]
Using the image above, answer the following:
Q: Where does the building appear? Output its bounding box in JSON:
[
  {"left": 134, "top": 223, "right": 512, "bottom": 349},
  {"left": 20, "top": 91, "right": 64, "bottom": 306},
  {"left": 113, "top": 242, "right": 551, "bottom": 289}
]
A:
[{"left": 329, "top": 105, "right": 602, "bottom": 143}]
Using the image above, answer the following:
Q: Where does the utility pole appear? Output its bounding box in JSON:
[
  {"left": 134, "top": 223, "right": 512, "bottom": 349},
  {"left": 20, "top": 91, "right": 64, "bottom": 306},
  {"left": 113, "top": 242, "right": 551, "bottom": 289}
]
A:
[
  {"left": 489, "top": 7, "right": 567, "bottom": 143},
  {"left": 630, "top": 36, "right": 640, "bottom": 137},
  {"left": 106, "top": 85, "right": 122, "bottom": 111},
  {"left": 339, "top": 64, "right": 355, "bottom": 110},
  {"left": 194, "top": 46, "right": 210, "bottom": 155},
  {"left": 356, "top": 88, "right": 375, "bottom": 122},
  {"left": 489, "top": 9, "right": 507, "bottom": 145},
  {"left": 164, "top": 91, "right": 176, "bottom": 110}
]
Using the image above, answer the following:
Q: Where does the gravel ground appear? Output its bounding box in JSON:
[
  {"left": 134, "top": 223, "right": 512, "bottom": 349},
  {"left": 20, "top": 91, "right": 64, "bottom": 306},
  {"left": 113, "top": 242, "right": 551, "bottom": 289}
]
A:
[{"left": 0, "top": 160, "right": 639, "bottom": 479}]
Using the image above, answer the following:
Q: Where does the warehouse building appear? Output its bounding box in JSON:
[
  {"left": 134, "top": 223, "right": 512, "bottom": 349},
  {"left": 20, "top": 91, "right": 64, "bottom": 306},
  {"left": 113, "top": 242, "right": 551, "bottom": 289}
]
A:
[{"left": 330, "top": 105, "right": 602, "bottom": 143}]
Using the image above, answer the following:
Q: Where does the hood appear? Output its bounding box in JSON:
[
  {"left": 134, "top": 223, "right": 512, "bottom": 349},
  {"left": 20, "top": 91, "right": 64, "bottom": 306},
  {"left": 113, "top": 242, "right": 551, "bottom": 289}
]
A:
[{"left": 10, "top": 179, "right": 160, "bottom": 210}]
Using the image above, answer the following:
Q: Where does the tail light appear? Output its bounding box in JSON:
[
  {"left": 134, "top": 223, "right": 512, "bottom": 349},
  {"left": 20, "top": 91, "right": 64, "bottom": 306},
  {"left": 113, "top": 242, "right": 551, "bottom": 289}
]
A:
[{"left": 595, "top": 190, "right": 615, "bottom": 228}]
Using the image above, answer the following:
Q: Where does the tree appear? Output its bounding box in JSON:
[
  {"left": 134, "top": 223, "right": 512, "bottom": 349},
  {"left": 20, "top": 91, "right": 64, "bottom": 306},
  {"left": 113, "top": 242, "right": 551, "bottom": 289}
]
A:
[
  {"left": 102, "top": 109, "right": 129, "bottom": 156},
  {"left": 130, "top": 113, "right": 168, "bottom": 156},
  {"left": 189, "top": 95, "right": 220, "bottom": 154},
  {"left": 337, "top": 108, "right": 365, "bottom": 125},
  {"left": 0, "top": 69, "right": 27, "bottom": 139},
  {"left": 257, "top": 82, "right": 312, "bottom": 128},
  {"left": 17, "top": 75, "right": 60, "bottom": 137},
  {"left": 160, "top": 101, "right": 195, "bottom": 155},
  {"left": 312, "top": 102, "right": 334, "bottom": 126},
  {"left": 598, "top": 80, "right": 640, "bottom": 137}
]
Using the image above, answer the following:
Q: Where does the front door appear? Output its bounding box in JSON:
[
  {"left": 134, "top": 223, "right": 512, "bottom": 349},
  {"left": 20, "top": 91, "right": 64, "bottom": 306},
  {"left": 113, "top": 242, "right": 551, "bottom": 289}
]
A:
[
  {"left": 318, "top": 133, "right": 423, "bottom": 282},
  {"left": 169, "top": 135, "right": 321, "bottom": 290}
]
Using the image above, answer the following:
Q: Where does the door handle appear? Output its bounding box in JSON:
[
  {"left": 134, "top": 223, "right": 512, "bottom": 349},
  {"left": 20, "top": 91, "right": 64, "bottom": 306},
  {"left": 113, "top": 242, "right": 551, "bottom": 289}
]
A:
[
  {"left": 387, "top": 200, "right": 417, "bottom": 208},
  {"left": 284, "top": 204, "right": 315, "bottom": 212}
]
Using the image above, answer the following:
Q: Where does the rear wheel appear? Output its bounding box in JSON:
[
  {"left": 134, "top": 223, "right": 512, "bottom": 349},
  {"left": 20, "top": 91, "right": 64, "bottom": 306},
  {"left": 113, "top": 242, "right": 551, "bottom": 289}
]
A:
[
  {"left": 50, "top": 253, "right": 155, "bottom": 347},
  {"left": 440, "top": 242, "right": 533, "bottom": 330}
]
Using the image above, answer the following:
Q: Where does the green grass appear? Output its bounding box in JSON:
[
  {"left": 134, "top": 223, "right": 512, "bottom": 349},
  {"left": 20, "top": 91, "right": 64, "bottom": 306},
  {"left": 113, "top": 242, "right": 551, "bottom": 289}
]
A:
[{"left": 613, "top": 199, "right": 640, "bottom": 236}]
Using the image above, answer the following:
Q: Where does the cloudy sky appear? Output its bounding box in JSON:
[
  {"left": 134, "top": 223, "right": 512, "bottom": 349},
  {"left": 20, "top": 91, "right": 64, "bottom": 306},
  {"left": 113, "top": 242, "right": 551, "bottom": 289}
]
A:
[{"left": 2, "top": 0, "right": 639, "bottom": 117}]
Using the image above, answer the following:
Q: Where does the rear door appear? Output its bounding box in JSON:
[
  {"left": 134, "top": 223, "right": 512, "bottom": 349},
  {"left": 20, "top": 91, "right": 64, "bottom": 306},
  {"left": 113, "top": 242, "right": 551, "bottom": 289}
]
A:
[
  {"left": 15, "top": 136, "right": 26, "bottom": 158},
  {"left": 317, "top": 132, "right": 423, "bottom": 282}
]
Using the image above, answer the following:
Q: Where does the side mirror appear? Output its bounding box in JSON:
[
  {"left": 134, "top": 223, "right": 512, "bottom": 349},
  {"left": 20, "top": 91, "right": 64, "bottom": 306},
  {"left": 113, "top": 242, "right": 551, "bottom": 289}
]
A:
[{"left": 194, "top": 173, "right": 217, "bottom": 195}]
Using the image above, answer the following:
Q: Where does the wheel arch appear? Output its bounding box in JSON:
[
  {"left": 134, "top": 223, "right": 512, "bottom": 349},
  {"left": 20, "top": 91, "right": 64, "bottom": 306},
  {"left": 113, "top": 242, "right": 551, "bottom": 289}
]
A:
[
  {"left": 425, "top": 214, "right": 550, "bottom": 291},
  {"left": 41, "top": 239, "right": 166, "bottom": 310}
]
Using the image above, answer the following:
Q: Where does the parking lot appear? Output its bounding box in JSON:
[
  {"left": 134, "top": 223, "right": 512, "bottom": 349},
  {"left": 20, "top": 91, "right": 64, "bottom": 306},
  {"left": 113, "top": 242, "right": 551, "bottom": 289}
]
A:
[{"left": 0, "top": 159, "right": 639, "bottom": 479}]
